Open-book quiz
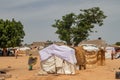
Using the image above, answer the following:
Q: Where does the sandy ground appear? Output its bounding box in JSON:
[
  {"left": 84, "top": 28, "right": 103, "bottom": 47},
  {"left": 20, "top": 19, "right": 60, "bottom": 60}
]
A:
[{"left": 0, "top": 54, "right": 120, "bottom": 80}]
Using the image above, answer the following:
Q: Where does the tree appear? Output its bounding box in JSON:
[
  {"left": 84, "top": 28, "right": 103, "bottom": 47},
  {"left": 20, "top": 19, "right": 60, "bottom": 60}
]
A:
[
  {"left": 52, "top": 7, "right": 107, "bottom": 46},
  {"left": 115, "top": 42, "right": 120, "bottom": 46},
  {"left": 52, "top": 13, "right": 76, "bottom": 45},
  {"left": 0, "top": 18, "right": 25, "bottom": 48}
]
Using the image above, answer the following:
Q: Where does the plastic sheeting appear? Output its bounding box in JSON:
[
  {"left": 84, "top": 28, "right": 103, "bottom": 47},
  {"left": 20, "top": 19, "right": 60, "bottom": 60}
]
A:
[
  {"left": 81, "top": 44, "right": 99, "bottom": 51},
  {"left": 39, "top": 44, "right": 77, "bottom": 64},
  {"left": 105, "top": 47, "right": 116, "bottom": 59},
  {"left": 41, "top": 56, "right": 76, "bottom": 74}
]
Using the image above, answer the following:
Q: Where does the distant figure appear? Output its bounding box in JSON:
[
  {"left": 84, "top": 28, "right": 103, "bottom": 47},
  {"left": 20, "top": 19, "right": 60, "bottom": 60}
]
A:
[
  {"left": 105, "top": 46, "right": 116, "bottom": 60},
  {"left": 98, "top": 37, "right": 102, "bottom": 40},
  {"left": 15, "top": 49, "right": 19, "bottom": 59},
  {"left": 28, "top": 53, "right": 37, "bottom": 70}
]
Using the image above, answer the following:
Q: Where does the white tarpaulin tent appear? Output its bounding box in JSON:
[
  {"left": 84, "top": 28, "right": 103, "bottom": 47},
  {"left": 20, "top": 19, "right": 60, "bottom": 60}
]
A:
[
  {"left": 19, "top": 47, "right": 30, "bottom": 51},
  {"left": 39, "top": 44, "right": 77, "bottom": 74},
  {"left": 80, "top": 44, "right": 99, "bottom": 51},
  {"left": 105, "top": 47, "right": 116, "bottom": 59}
]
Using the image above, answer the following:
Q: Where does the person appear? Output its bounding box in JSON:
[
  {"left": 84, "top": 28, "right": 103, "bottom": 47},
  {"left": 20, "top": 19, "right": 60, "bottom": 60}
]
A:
[
  {"left": 28, "top": 53, "right": 37, "bottom": 70},
  {"left": 15, "top": 49, "right": 19, "bottom": 59}
]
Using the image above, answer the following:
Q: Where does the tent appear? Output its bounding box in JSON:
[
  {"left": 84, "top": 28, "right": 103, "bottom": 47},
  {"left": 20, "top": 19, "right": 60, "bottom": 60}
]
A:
[
  {"left": 38, "top": 44, "right": 77, "bottom": 75},
  {"left": 79, "top": 39, "right": 107, "bottom": 48},
  {"left": 79, "top": 44, "right": 99, "bottom": 51},
  {"left": 105, "top": 46, "right": 116, "bottom": 59},
  {"left": 19, "top": 47, "right": 30, "bottom": 51}
]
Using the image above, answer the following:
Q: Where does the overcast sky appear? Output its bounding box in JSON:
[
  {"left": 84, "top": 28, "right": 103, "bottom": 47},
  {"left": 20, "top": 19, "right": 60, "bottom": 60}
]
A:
[{"left": 0, "top": 0, "right": 120, "bottom": 44}]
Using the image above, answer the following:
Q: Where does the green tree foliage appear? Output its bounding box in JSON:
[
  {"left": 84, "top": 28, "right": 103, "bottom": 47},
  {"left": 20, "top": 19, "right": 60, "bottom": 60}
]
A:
[
  {"left": 52, "top": 13, "right": 75, "bottom": 45},
  {"left": 0, "top": 18, "right": 25, "bottom": 48},
  {"left": 52, "top": 7, "right": 107, "bottom": 46},
  {"left": 115, "top": 42, "right": 120, "bottom": 46}
]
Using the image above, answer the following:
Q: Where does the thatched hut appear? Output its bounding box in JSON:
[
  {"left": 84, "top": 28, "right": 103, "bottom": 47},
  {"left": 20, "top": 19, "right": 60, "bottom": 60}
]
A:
[{"left": 78, "top": 39, "right": 108, "bottom": 48}]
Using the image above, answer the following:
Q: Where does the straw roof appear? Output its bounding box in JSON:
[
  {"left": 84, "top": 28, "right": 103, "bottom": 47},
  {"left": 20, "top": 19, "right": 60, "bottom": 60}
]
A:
[{"left": 79, "top": 39, "right": 108, "bottom": 48}]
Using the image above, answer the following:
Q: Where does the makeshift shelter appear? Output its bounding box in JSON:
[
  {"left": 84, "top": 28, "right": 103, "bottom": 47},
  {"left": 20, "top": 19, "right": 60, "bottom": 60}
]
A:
[
  {"left": 80, "top": 44, "right": 99, "bottom": 51},
  {"left": 38, "top": 44, "right": 77, "bottom": 75},
  {"left": 105, "top": 46, "right": 116, "bottom": 59},
  {"left": 79, "top": 39, "right": 107, "bottom": 48},
  {"left": 16, "top": 47, "right": 31, "bottom": 54},
  {"left": 78, "top": 44, "right": 105, "bottom": 68},
  {"left": 74, "top": 46, "right": 86, "bottom": 70},
  {"left": 19, "top": 47, "right": 30, "bottom": 51}
]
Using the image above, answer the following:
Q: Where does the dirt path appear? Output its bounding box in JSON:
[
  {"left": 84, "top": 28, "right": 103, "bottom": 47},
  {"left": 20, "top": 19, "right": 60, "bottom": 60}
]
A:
[{"left": 0, "top": 55, "right": 120, "bottom": 80}]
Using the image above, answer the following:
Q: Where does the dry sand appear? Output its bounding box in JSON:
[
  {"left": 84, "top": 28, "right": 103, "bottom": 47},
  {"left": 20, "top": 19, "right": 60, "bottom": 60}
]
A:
[{"left": 0, "top": 54, "right": 120, "bottom": 80}]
